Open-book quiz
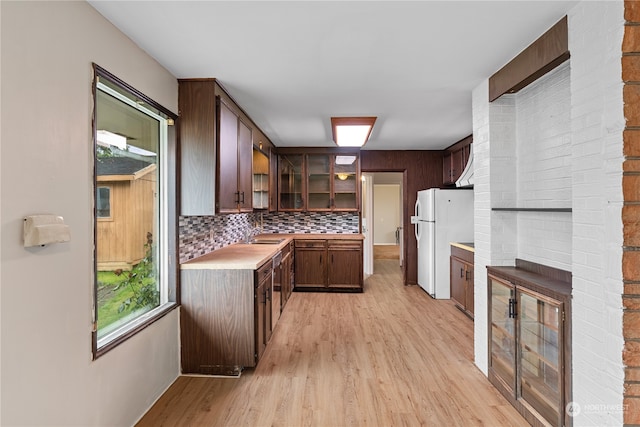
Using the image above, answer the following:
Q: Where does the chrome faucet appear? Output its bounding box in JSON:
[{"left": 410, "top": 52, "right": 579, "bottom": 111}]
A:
[{"left": 244, "top": 227, "right": 255, "bottom": 243}]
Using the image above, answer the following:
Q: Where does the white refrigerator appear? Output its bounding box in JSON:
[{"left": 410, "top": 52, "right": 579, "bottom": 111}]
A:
[{"left": 410, "top": 188, "right": 474, "bottom": 299}]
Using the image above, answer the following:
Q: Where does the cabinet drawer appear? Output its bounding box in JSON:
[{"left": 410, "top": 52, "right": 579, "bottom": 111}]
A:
[
  {"left": 255, "top": 261, "right": 272, "bottom": 285},
  {"left": 328, "top": 239, "right": 362, "bottom": 250},
  {"left": 295, "top": 239, "right": 327, "bottom": 249}
]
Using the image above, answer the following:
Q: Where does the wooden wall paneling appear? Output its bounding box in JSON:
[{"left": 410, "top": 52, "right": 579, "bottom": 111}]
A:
[
  {"left": 489, "top": 16, "right": 569, "bottom": 102},
  {"left": 360, "top": 150, "right": 444, "bottom": 286}
]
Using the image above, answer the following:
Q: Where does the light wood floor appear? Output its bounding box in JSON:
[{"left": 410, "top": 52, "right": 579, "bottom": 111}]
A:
[
  {"left": 373, "top": 244, "right": 400, "bottom": 259},
  {"left": 138, "top": 260, "right": 526, "bottom": 426}
]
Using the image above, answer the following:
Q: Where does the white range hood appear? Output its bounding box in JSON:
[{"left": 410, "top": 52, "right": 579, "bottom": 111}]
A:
[{"left": 455, "top": 148, "right": 474, "bottom": 188}]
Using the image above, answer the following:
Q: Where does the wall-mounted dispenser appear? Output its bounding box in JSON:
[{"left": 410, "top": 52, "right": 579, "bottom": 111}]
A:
[{"left": 23, "top": 214, "right": 71, "bottom": 247}]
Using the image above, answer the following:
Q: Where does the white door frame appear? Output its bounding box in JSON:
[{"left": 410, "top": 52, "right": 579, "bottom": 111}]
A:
[{"left": 362, "top": 173, "right": 374, "bottom": 277}]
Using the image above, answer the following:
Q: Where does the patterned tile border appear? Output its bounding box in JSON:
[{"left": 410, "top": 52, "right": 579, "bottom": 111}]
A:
[{"left": 179, "top": 212, "right": 359, "bottom": 262}]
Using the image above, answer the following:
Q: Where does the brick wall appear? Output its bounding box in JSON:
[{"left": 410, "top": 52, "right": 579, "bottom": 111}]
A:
[
  {"left": 570, "top": 2, "right": 625, "bottom": 425},
  {"left": 473, "top": 2, "right": 627, "bottom": 425},
  {"left": 516, "top": 63, "right": 573, "bottom": 271},
  {"left": 472, "top": 79, "right": 491, "bottom": 374},
  {"left": 623, "top": 1, "right": 640, "bottom": 424}
]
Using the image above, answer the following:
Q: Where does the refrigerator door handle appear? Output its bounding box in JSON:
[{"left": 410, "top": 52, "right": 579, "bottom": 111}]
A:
[{"left": 414, "top": 198, "right": 421, "bottom": 244}]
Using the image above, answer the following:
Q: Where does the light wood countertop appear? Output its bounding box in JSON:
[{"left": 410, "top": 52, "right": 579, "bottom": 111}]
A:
[
  {"left": 181, "top": 233, "right": 364, "bottom": 270},
  {"left": 450, "top": 242, "right": 474, "bottom": 252}
]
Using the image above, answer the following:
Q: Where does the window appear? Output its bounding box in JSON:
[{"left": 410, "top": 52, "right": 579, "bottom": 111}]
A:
[
  {"left": 96, "top": 186, "right": 111, "bottom": 218},
  {"left": 92, "top": 64, "right": 177, "bottom": 358}
]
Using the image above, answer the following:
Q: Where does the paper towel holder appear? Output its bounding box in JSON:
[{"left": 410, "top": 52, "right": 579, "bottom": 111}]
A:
[{"left": 23, "top": 214, "right": 71, "bottom": 247}]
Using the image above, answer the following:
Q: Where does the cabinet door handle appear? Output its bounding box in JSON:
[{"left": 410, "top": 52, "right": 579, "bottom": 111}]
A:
[
  {"left": 460, "top": 267, "right": 464, "bottom": 278},
  {"left": 508, "top": 298, "right": 517, "bottom": 318},
  {"left": 240, "top": 191, "right": 245, "bottom": 204},
  {"left": 465, "top": 270, "right": 470, "bottom": 281},
  {"left": 234, "top": 191, "right": 240, "bottom": 204}
]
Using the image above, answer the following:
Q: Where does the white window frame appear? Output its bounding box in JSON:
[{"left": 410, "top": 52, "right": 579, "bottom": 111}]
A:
[{"left": 92, "top": 65, "right": 177, "bottom": 358}]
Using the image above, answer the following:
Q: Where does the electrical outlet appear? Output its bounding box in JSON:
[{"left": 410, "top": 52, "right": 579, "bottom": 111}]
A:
[{"left": 209, "top": 230, "right": 215, "bottom": 240}]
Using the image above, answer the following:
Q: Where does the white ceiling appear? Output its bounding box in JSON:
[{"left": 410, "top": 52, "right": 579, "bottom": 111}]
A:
[{"left": 88, "top": 1, "right": 577, "bottom": 150}]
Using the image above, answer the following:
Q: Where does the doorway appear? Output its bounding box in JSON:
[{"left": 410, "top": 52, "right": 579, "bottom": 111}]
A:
[{"left": 362, "top": 172, "right": 404, "bottom": 276}]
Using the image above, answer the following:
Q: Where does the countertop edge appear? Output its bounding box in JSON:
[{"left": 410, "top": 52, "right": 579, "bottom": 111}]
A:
[{"left": 450, "top": 242, "right": 475, "bottom": 252}]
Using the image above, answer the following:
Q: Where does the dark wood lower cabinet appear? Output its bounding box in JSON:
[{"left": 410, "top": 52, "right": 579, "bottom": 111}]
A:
[
  {"left": 280, "top": 241, "right": 294, "bottom": 306},
  {"left": 294, "top": 238, "right": 363, "bottom": 292},
  {"left": 450, "top": 245, "right": 474, "bottom": 318},
  {"left": 294, "top": 240, "right": 326, "bottom": 288},
  {"left": 272, "top": 240, "right": 294, "bottom": 328},
  {"left": 487, "top": 259, "right": 572, "bottom": 427},
  {"left": 327, "top": 240, "right": 363, "bottom": 289},
  {"left": 180, "top": 259, "right": 274, "bottom": 376},
  {"left": 255, "top": 261, "right": 272, "bottom": 361}
]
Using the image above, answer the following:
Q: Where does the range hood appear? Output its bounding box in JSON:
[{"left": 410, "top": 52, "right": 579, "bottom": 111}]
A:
[{"left": 455, "top": 148, "right": 474, "bottom": 187}]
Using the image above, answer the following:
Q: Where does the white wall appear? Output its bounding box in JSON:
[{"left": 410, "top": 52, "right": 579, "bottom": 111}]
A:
[
  {"left": 473, "top": 1, "right": 625, "bottom": 425},
  {"left": 1, "top": 2, "right": 180, "bottom": 426},
  {"left": 373, "top": 184, "right": 401, "bottom": 245},
  {"left": 569, "top": 2, "right": 625, "bottom": 426},
  {"left": 516, "top": 63, "right": 573, "bottom": 271}
]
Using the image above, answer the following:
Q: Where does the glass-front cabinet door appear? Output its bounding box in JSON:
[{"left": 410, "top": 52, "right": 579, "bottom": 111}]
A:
[
  {"left": 489, "top": 275, "right": 517, "bottom": 393},
  {"left": 333, "top": 155, "right": 358, "bottom": 210},
  {"left": 277, "top": 151, "right": 360, "bottom": 212},
  {"left": 307, "top": 154, "right": 331, "bottom": 210},
  {"left": 278, "top": 154, "right": 303, "bottom": 211},
  {"left": 252, "top": 148, "right": 269, "bottom": 209},
  {"left": 518, "top": 288, "right": 563, "bottom": 426}
]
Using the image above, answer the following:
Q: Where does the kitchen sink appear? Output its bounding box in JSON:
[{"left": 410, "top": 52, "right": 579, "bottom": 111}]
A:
[{"left": 246, "top": 238, "right": 285, "bottom": 245}]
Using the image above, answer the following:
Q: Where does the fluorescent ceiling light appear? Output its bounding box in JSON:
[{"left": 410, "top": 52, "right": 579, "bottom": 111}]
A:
[
  {"left": 331, "top": 117, "right": 376, "bottom": 147},
  {"left": 335, "top": 155, "right": 357, "bottom": 165}
]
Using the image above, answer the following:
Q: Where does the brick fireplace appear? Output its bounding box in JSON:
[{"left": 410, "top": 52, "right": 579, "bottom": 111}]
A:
[{"left": 623, "top": 1, "right": 640, "bottom": 423}]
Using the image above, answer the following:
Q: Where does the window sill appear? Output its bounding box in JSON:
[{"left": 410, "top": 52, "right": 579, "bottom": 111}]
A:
[{"left": 94, "top": 301, "right": 178, "bottom": 359}]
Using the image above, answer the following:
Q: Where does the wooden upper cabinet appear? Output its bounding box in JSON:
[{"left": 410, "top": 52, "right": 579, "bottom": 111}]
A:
[
  {"left": 332, "top": 154, "right": 358, "bottom": 210},
  {"left": 217, "top": 100, "right": 240, "bottom": 213},
  {"left": 278, "top": 154, "right": 304, "bottom": 211},
  {"left": 443, "top": 135, "right": 472, "bottom": 186},
  {"left": 278, "top": 149, "right": 360, "bottom": 212},
  {"left": 268, "top": 147, "right": 278, "bottom": 212},
  {"left": 179, "top": 78, "right": 273, "bottom": 215},
  {"left": 252, "top": 148, "right": 270, "bottom": 210},
  {"left": 307, "top": 154, "right": 331, "bottom": 210},
  {"left": 217, "top": 99, "right": 253, "bottom": 213},
  {"left": 178, "top": 80, "right": 217, "bottom": 216},
  {"left": 237, "top": 118, "right": 253, "bottom": 212}
]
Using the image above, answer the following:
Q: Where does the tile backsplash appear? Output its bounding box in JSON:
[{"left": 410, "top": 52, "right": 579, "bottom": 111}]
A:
[{"left": 179, "top": 211, "right": 360, "bottom": 262}]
